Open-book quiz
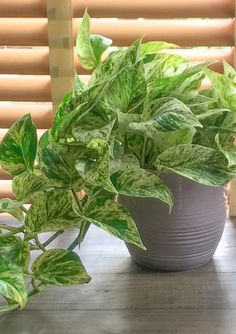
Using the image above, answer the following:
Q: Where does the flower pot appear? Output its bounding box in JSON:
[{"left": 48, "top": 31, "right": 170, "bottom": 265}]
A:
[{"left": 119, "top": 173, "right": 227, "bottom": 271}]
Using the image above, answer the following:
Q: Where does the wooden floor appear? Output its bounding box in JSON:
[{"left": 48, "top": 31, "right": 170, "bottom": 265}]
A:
[{"left": 1, "top": 216, "right": 236, "bottom": 333}]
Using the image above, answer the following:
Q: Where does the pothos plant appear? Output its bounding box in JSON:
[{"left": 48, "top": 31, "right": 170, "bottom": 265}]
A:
[{"left": 0, "top": 9, "right": 236, "bottom": 312}]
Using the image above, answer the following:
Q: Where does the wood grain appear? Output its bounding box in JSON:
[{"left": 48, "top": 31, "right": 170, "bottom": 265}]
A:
[{"left": 0, "top": 216, "right": 236, "bottom": 333}]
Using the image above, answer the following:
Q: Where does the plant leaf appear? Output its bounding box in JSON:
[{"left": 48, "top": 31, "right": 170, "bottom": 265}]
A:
[
  {"left": 104, "top": 61, "right": 146, "bottom": 114},
  {"left": 215, "top": 133, "right": 236, "bottom": 168},
  {"left": 111, "top": 167, "right": 173, "bottom": 208},
  {"left": 155, "top": 144, "right": 233, "bottom": 186},
  {"left": 76, "top": 9, "right": 112, "bottom": 70},
  {"left": 207, "top": 69, "right": 236, "bottom": 111},
  {"left": 12, "top": 171, "right": 53, "bottom": 201},
  {"left": 0, "top": 235, "right": 30, "bottom": 268},
  {"left": 83, "top": 189, "right": 145, "bottom": 249},
  {"left": 0, "top": 259, "right": 27, "bottom": 309},
  {"left": 76, "top": 139, "right": 117, "bottom": 193},
  {"left": 25, "top": 189, "right": 82, "bottom": 238},
  {"left": 38, "top": 132, "right": 84, "bottom": 190},
  {"left": 129, "top": 97, "right": 202, "bottom": 136},
  {"left": 141, "top": 41, "right": 177, "bottom": 58},
  {"left": 0, "top": 114, "right": 37, "bottom": 176},
  {"left": 0, "top": 198, "right": 24, "bottom": 222},
  {"left": 32, "top": 249, "right": 90, "bottom": 285}
]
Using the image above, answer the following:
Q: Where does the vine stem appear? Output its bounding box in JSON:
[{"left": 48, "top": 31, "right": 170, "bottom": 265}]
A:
[
  {"left": 69, "top": 190, "right": 90, "bottom": 250},
  {"left": 30, "top": 230, "right": 63, "bottom": 250},
  {"left": 72, "top": 189, "right": 83, "bottom": 213},
  {"left": 34, "top": 235, "right": 46, "bottom": 252},
  {"left": 124, "top": 135, "right": 128, "bottom": 155},
  {"left": 141, "top": 135, "right": 148, "bottom": 168},
  {"left": 21, "top": 206, "right": 28, "bottom": 214},
  {"left": 0, "top": 224, "right": 24, "bottom": 233}
]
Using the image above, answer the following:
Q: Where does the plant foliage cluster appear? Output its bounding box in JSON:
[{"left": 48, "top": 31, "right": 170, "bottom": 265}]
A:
[{"left": 0, "top": 10, "right": 235, "bottom": 311}]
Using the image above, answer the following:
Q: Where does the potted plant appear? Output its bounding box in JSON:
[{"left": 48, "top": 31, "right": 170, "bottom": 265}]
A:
[{"left": 0, "top": 10, "right": 235, "bottom": 312}]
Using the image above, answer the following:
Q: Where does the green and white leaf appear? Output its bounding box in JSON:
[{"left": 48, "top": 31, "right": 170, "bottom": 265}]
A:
[
  {"left": 25, "top": 189, "right": 82, "bottom": 238},
  {"left": 0, "top": 235, "right": 30, "bottom": 268},
  {"left": 141, "top": 41, "right": 177, "bottom": 58},
  {"left": 215, "top": 134, "right": 236, "bottom": 168},
  {"left": 32, "top": 249, "right": 90, "bottom": 286},
  {"left": 111, "top": 167, "right": 173, "bottom": 208},
  {"left": 76, "top": 139, "right": 117, "bottom": 193},
  {"left": 129, "top": 97, "right": 202, "bottom": 136},
  {"left": 207, "top": 69, "right": 236, "bottom": 111},
  {"left": 155, "top": 144, "right": 233, "bottom": 186},
  {"left": 76, "top": 9, "right": 112, "bottom": 70},
  {"left": 12, "top": 171, "right": 53, "bottom": 201},
  {"left": 83, "top": 189, "right": 145, "bottom": 249},
  {"left": 0, "top": 114, "right": 37, "bottom": 176},
  {"left": 0, "top": 259, "right": 27, "bottom": 309},
  {"left": 0, "top": 198, "right": 24, "bottom": 222}
]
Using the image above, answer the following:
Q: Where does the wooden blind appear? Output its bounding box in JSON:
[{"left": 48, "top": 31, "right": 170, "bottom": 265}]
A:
[{"left": 0, "top": 0, "right": 235, "bottom": 199}]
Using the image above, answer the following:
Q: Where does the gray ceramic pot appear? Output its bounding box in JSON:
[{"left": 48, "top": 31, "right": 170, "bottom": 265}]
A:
[{"left": 119, "top": 172, "right": 227, "bottom": 271}]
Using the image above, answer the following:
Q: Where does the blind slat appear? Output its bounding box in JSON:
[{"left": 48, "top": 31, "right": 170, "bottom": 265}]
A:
[
  {"left": 75, "top": 48, "right": 234, "bottom": 74},
  {"left": 0, "top": 103, "right": 53, "bottom": 128},
  {"left": 0, "top": 0, "right": 234, "bottom": 18},
  {"left": 0, "top": 181, "right": 14, "bottom": 199},
  {"left": 0, "top": 18, "right": 233, "bottom": 47},
  {"left": 73, "top": 0, "right": 235, "bottom": 19},
  {"left": 74, "top": 19, "right": 234, "bottom": 47},
  {"left": 0, "top": 75, "right": 51, "bottom": 102},
  {"left": 0, "top": 18, "right": 48, "bottom": 46},
  {"left": 0, "top": 47, "right": 233, "bottom": 76},
  {"left": 0, "top": 48, "right": 49, "bottom": 75}
]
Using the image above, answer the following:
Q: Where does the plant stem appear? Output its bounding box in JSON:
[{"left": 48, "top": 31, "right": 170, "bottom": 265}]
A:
[
  {"left": 30, "top": 230, "right": 63, "bottom": 250},
  {"left": 0, "top": 224, "right": 24, "bottom": 233},
  {"left": 124, "top": 135, "right": 128, "bottom": 155},
  {"left": 21, "top": 206, "right": 28, "bottom": 214},
  {"left": 43, "top": 230, "right": 63, "bottom": 247},
  {"left": 69, "top": 190, "right": 90, "bottom": 250},
  {"left": 34, "top": 235, "right": 46, "bottom": 252},
  {"left": 141, "top": 135, "right": 148, "bottom": 168},
  {"left": 68, "top": 221, "right": 90, "bottom": 250},
  {"left": 72, "top": 189, "right": 83, "bottom": 213}
]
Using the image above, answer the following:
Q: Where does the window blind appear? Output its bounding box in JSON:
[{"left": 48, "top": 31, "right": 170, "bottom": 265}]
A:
[{"left": 0, "top": 0, "right": 235, "bottom": 199}]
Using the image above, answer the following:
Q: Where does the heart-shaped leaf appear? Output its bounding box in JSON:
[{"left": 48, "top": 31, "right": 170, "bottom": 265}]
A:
[
  {"left": 32, "top": 249, "right": 90, "bottom": 285},
  {"left": 0, "top": 259, "right": 27, "bottom": 309},
  {"left": 0, "top": 114, "right": 37, "bottom": 176}
]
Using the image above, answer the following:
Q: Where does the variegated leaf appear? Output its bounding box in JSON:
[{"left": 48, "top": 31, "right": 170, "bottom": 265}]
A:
[
  {"left": 0, "top": 198, "right": 24, "bottom": 222},
  {"left": 90, "top": 37, "right": 142, "bottom": 86},
  {"left": 156, "top": 144, "right": 233, "bottom": 186},
  {"left": 111, "top": 168, "right": 173, "bottom": 208},
  {"left": 0, "top": 259, "right": 27, "bottom": 309},
  {"left": 25, "top": 189, "right": 82, "bottom": 238},
  {"left": 76, "top": 139, "right": 117, "bottom": 193},
  {"left": 38, "top": 132, "right": 84, "bottom": 190},
  {"left": 0, "top": 114, "right": 37, "bottom": 176},
  {"left": 215, "top": 134, "right": 236, "bottom": 168},
  {"left": 104, "top": 61, "right": 146, "bottom": 114},
  {"left": 76, "top": 9, "right": 112, "bottom": 70},
  {"left": 0, "top": 235, "right": 30, "bottom": 269},
  {"left": 12, "top": 171, "right": 53, "bottom": 201},
  {"left": 207, "top": 69, "right": 236, "bottom": 111},
  {"left": 141, "top": 41, "right": 177, "bottom": 59},
  {"left": 32, "top": 249, "right": 91, "bottom": 286},
  {"left": 129, "top": 97, "right": 202, "bottom": 136},
  {"left": 83, "top": 189, "right": 145, "bottom": 249}
]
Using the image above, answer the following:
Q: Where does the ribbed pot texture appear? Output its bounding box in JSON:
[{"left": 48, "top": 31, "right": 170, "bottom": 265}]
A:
[{"left": 119, "top": 173, "right": 227, "bottom": 271}]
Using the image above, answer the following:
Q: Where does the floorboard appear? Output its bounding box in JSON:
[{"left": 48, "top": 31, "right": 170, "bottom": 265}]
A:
[{"left": 0, "top": 216, "right": 236, "bottom": 333}]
